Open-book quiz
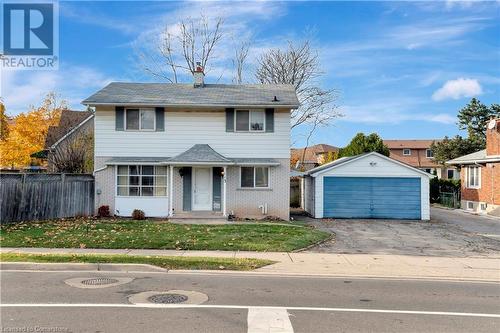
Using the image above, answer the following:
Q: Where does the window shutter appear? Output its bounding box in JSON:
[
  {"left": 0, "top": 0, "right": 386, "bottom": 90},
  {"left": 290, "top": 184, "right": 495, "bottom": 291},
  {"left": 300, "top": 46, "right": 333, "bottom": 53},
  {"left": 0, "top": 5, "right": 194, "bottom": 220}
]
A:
[
  {"left": 155, "top": 107, "right": 165, "bottom": 131},
  {"left": 115, "top": 106, "right": 124, "bottom": 131},
  {"left": 265, "top": 108, "right": 274, "bottom": 132},
  {"left": 226, "top": 108, "right": 235, "bottom": 132}
]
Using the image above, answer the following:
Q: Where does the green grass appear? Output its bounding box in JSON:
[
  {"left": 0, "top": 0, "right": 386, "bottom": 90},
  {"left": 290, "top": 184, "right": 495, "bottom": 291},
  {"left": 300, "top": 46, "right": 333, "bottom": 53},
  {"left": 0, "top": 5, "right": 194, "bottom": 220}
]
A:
[
  {"left": 0, "top": 219, "right": 329, "bottom": 252},
  {"left": 0, "top": 253, "right": 273, "bottom": 271}
]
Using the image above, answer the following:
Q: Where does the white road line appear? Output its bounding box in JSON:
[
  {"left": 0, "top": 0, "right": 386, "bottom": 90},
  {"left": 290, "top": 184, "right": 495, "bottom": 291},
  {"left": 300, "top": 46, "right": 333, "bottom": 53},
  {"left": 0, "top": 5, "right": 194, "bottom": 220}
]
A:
[
  {"left": 247, "top": 307, "right": 294, "bottom": 333},
  {"left": 1, "top": 304, "right": 500, "bottom": 318}
]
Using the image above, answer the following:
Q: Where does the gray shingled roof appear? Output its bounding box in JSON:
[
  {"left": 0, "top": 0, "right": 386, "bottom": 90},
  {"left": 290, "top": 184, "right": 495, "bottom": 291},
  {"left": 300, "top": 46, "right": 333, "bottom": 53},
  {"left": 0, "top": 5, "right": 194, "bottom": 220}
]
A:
[
  {"left": 105, "top": 157, "right": 171, "bottom": 165},
  {"left": 447, "top": 149, "right": 500, "bottom": 164},
  {"left": 169, "top": 144, "right": 231, "bottom": 164},
  {"left": 104, "top": 146, "right": 280, "bottom": 166},
  {"left": 82, "top": 82, "right": 299, "bottom": 108}
]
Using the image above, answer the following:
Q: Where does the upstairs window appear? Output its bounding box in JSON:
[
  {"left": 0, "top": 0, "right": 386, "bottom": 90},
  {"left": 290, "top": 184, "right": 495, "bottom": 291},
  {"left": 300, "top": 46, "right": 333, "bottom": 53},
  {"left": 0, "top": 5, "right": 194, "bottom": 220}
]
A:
[
  {"left": 117, "top": 165, "right": 167, "bottom": 196},
  {"left": 466, "top": 166, "right": 480, "bottom": 189},
  {"left": 426, "top": 149, "right": 434, "bottom": 158},
  {"left": 403, "top": 149, "right": 411, "bottom": 156},
  {"left": 240, "top": 166, "right": 269, "bottom": 188},
  {"left": 126, "top": 108, "right": 155, "bottom": 131},
  {"left": 235, "top": 110, "right": 265, "bottom": 132}
]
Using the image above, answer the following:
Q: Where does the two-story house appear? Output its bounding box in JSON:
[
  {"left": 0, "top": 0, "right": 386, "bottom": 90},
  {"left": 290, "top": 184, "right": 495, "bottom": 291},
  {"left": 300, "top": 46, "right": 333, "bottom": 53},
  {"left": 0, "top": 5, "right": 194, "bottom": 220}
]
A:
[
  {"left": 383, "top": 139, "right": 459, "bottom": 179},
  {"left": 83, "top": 68, "right": 299, "bottom": 220}
]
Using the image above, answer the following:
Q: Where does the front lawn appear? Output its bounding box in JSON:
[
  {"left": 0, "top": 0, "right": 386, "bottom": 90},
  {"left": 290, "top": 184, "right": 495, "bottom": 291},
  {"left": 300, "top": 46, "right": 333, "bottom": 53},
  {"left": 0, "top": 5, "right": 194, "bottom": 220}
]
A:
[
  {"left": 0, "top": 219, "right": 329, "bottom": 252},
  {"left": 0, "top": 253, "right": 272, "bottom": 271}
]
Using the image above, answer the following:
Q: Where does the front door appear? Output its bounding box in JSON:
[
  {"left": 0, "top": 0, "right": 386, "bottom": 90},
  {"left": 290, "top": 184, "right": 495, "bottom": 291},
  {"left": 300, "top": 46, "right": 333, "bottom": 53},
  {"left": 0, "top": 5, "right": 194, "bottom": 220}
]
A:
[{"left": 192, "top": 167, "right": 212, "bottom": 210}]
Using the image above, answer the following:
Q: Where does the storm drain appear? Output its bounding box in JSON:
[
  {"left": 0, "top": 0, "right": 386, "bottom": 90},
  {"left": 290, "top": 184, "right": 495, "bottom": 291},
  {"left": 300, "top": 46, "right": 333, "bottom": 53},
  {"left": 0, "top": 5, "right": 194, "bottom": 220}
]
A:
[
  {"left": 128, "top": 290, "right": 208, "bottom": 305},
  {"left": 64, "top": 277, "right": 133, "bottom": 289},
  {"left": 82, "top": 278, "right": 119, "bottom": 286},
  {"left": 148, "top": 293, "right": 188, "bottom": 304}
]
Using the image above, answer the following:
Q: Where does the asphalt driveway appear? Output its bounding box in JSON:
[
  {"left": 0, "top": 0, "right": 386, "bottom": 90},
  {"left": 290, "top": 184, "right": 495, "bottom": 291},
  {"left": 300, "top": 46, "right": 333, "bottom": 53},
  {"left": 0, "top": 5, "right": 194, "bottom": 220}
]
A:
[{"left": 299, "top": 207, "right": 500, "bottom": 257}]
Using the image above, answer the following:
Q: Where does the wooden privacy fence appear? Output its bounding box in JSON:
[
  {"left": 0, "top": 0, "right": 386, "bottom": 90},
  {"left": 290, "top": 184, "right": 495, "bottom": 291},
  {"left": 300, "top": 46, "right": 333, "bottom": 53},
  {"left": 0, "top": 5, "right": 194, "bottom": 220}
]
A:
[{"left": 1, "top": 173, "right": 94, "bottom": 224}]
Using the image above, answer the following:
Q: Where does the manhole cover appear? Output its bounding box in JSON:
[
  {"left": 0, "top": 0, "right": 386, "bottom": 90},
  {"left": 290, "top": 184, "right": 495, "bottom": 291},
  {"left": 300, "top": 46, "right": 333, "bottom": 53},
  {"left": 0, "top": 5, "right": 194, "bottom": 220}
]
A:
[
  {"left": 81, "top": 278, "right": 120, "bottom": 286},
  {"left": 147, "top": 293, "right": 188, "bottom": 304}
]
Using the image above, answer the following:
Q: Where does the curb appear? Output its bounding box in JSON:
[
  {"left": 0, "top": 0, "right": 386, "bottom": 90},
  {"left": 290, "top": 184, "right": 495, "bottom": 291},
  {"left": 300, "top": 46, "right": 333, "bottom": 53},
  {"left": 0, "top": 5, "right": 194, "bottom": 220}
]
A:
[
  {"left": 0, "top": 262, "right": 168, "bottom": 272},
  {"left": 292, "top": 233, "right": 335, "bottom": 253}
]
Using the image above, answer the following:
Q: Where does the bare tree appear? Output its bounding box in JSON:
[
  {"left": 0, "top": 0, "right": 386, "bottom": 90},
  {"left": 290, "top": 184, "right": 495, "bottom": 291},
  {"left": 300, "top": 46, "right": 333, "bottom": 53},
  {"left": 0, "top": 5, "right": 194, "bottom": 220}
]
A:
[
  {"left": 255, "top": 40, "right": 340, "bottom": 167},
  {"left": 137, "top": 16, "right": 224, "bottom": 83},
  {"left": 51, "top": 132, "right": 93, "bottom": 173},
  {"left": 232, "top": 40, "right": 250, "bottom": 84}
]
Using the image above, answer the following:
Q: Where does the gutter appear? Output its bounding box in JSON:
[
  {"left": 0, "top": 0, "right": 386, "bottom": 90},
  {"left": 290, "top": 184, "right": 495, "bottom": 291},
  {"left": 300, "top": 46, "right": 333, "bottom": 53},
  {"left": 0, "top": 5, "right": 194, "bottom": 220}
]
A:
[
  {"left": 446, "top": 158, "right": 500, "bottom": 165},
  {"left": 82, "top": 102, "right": 300, "bottom": 109}
]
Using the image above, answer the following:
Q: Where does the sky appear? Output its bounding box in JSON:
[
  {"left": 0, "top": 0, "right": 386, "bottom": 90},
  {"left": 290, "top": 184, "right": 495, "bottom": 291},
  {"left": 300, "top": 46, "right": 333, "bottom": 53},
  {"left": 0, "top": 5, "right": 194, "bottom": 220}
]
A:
[{"left": 1, "top": 0, "right": 499, "bottom": 147}]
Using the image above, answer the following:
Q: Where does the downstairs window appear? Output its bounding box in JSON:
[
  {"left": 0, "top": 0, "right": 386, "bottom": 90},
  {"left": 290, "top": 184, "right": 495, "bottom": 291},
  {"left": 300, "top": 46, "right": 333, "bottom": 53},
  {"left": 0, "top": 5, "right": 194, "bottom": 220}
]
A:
[
  {"left": 240, "top": 166, "right": 269, "bottom": 188},
  {"left": 117, "top": 165, "right": 167, "bottom": 196}
]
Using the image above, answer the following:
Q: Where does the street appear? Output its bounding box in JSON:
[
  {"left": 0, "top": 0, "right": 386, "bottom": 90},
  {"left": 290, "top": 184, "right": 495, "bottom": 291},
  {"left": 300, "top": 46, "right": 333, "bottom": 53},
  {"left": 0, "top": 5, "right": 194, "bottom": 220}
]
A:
[{"left": 1, "top": 269, "right": 499, "bottom": 332}]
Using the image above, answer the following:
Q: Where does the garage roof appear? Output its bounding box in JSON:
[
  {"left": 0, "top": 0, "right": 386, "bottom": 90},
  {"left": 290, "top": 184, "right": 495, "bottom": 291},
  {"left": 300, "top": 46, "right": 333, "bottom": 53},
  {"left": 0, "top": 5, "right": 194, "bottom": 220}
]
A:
[{"left": 306, "top": 152, "right": 433, "bottom": 177}]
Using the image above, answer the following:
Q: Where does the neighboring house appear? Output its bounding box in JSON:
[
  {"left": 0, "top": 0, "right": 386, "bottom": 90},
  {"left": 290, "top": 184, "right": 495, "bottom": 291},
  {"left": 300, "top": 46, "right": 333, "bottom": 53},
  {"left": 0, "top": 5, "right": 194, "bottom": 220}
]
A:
[
  {"left": 83, "top": 67, "right": 299, "bottom": 220},
  {"left": 32, "top": 109, "right": 94, "bottom": 172},
  {"left": 291, "top": 144, "right": 339, "bottom": 171},
  {"left": 447, "top": 118, "right": 500, "bottom": 216},
  {"left": 302, "top": 152, "right": 432, "bottom": 220},
  {"left": 383, "top": 139, "right": 459, "bottom": 179}
]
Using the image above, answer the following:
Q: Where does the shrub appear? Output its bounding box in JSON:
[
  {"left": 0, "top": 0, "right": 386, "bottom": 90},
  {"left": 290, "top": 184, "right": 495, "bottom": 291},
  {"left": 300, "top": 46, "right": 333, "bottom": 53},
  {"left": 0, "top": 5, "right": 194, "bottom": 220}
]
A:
[
  {"left": 132, "top": 209, "right": 146, "bottom": 220},
  {"left": 430, "top": 177, "right": 461, "bottom": 203},
  {"left": 97, "top": 205, "right": 110, "bottom": 218}
]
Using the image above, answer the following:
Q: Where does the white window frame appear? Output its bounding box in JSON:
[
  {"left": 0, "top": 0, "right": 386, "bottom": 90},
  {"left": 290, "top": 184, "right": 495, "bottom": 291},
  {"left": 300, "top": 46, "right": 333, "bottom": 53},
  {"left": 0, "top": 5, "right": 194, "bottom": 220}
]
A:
[
  {"left": 235, "top": 109, "right": 266, "bottom": 132},
  {"left": 239, "top": 166, "right": 270, "bottom": 188},
  {"left": 403, "top": 149, "right": 411, "bottom": 156},
  {"left": 116, "top": 165, "right": 167, "bottom": 197},
  {"left": 125, "top": 108, "right": 156, "bottom": 131},
  {"left": 426, "top": 149, "right": 433, "bottom": 158},
  {"left": 466, "top": 165, "right": 481, "bottom": 189}
]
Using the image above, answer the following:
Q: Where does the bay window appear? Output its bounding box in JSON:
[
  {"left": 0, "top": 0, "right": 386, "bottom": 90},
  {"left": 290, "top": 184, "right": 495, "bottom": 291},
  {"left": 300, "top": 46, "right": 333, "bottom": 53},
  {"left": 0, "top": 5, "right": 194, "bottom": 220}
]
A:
[
  {"left": 240, "top": 166, "right": 269, "bottom": 188},
  {"left": 117, "top": 165, "right": 167, "bottom": 196}
]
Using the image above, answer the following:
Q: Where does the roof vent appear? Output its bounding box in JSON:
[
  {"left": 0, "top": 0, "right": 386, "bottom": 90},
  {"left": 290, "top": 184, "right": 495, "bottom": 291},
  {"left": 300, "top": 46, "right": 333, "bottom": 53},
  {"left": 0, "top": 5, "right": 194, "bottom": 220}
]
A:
[{"left": 273, "top": 95, "right": 279, "bottom": 102}]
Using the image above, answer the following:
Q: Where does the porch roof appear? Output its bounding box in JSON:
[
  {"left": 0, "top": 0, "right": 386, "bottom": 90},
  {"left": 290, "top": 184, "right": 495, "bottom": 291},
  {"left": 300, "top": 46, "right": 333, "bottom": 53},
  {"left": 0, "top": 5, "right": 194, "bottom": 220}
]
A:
[
  {"left": 104, "top": 145, "right": 281, "bottom": 166},
  {"left": 105, "top": 156, "right": 171, "bottom": 165},
  {"left": 168, "top": 144, "right": 232, "bottom": 165}
]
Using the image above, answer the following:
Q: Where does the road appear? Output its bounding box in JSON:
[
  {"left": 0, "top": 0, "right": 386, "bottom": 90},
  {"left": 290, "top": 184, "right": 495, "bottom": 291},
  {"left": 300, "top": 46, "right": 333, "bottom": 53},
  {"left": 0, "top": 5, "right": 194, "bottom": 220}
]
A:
[{"left": 1, "top": 269, "right": 499, "bottom": 332}]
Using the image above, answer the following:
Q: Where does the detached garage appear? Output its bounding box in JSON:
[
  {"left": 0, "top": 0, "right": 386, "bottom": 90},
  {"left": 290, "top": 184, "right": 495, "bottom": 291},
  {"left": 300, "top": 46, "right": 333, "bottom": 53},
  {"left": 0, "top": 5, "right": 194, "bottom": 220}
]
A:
[{"left": 302, "top": 152, "right": 431, "bottom": 220}]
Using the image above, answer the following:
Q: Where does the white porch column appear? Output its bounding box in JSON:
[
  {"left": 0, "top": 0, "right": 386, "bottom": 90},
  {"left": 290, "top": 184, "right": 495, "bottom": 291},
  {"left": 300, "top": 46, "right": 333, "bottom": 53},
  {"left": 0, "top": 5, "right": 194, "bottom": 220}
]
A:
[
  {"left": 168, "top": 165, "right": 174, "bottom": 217},
  {"left": 223, "top": 166, "right": 227, "bottom": 217}
]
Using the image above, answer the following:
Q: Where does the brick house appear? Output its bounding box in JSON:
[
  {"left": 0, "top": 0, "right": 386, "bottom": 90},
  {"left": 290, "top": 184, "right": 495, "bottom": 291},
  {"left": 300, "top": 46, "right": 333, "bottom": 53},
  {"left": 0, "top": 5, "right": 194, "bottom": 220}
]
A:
[
  {"left": 383, "top": 139, "right": 459, "bottom": 179},
  {"left": 291, "top": 144, "right": 339, "bottom": 171},
  {"left": 447, "top": 118, "right": 500, "bottom": 216}
]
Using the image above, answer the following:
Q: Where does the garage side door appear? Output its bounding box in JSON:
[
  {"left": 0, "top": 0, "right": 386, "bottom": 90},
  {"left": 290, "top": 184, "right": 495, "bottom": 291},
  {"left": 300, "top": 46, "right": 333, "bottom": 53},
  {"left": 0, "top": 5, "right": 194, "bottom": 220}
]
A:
[{"left": 323, "top": 177, "right": 421, "bottom": 219}]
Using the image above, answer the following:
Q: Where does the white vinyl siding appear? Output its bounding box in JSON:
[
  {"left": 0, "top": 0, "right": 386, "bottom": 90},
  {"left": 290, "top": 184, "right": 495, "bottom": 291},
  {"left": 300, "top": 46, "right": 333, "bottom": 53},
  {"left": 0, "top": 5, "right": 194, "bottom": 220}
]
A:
[{"left": 95, "top": 107, "right": 290, "bottom": 158}]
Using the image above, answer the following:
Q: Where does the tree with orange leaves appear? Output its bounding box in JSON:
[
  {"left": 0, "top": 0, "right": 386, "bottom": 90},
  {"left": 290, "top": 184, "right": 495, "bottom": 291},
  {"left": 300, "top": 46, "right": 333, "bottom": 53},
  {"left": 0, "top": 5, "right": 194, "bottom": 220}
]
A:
[{"left": 0, "top": 93, "right": 66, "bottom": 169}]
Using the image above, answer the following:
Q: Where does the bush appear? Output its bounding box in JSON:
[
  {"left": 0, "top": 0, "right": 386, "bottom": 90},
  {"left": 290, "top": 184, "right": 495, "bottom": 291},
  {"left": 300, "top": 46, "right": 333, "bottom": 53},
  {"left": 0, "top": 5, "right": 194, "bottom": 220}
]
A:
[
  {"left": 97, "top": 205, "right": 110, "bottom": 218},
  {"left": 430, "top": 177, "right": 461, "bottom": 203},
  {"left": 132, "top": 209, "right": 146, "bottom": 220}
]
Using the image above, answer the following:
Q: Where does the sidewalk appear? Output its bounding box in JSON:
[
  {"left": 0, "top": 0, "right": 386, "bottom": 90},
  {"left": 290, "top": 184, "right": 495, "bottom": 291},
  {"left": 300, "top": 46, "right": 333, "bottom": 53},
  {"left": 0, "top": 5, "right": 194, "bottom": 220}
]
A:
[{"left": 1, "top": 247, "right": 499, "bottom": 282}]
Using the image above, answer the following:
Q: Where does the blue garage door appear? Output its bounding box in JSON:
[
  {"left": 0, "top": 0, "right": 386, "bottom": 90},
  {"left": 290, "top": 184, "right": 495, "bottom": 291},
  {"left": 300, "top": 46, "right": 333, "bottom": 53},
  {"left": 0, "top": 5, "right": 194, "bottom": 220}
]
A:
[{"left": 323, "top": 177, "right": 421, "bottom": 219}]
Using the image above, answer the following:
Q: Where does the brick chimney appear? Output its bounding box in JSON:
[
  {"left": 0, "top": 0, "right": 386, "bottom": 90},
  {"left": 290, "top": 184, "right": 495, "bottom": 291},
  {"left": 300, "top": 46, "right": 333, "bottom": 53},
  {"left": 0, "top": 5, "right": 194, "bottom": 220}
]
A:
[
  {"left": 193, "top": 62, "right": 204, "bottom": 87},
  {"left": 486, "top": 118, "right": 500, "bottom": 156}
]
